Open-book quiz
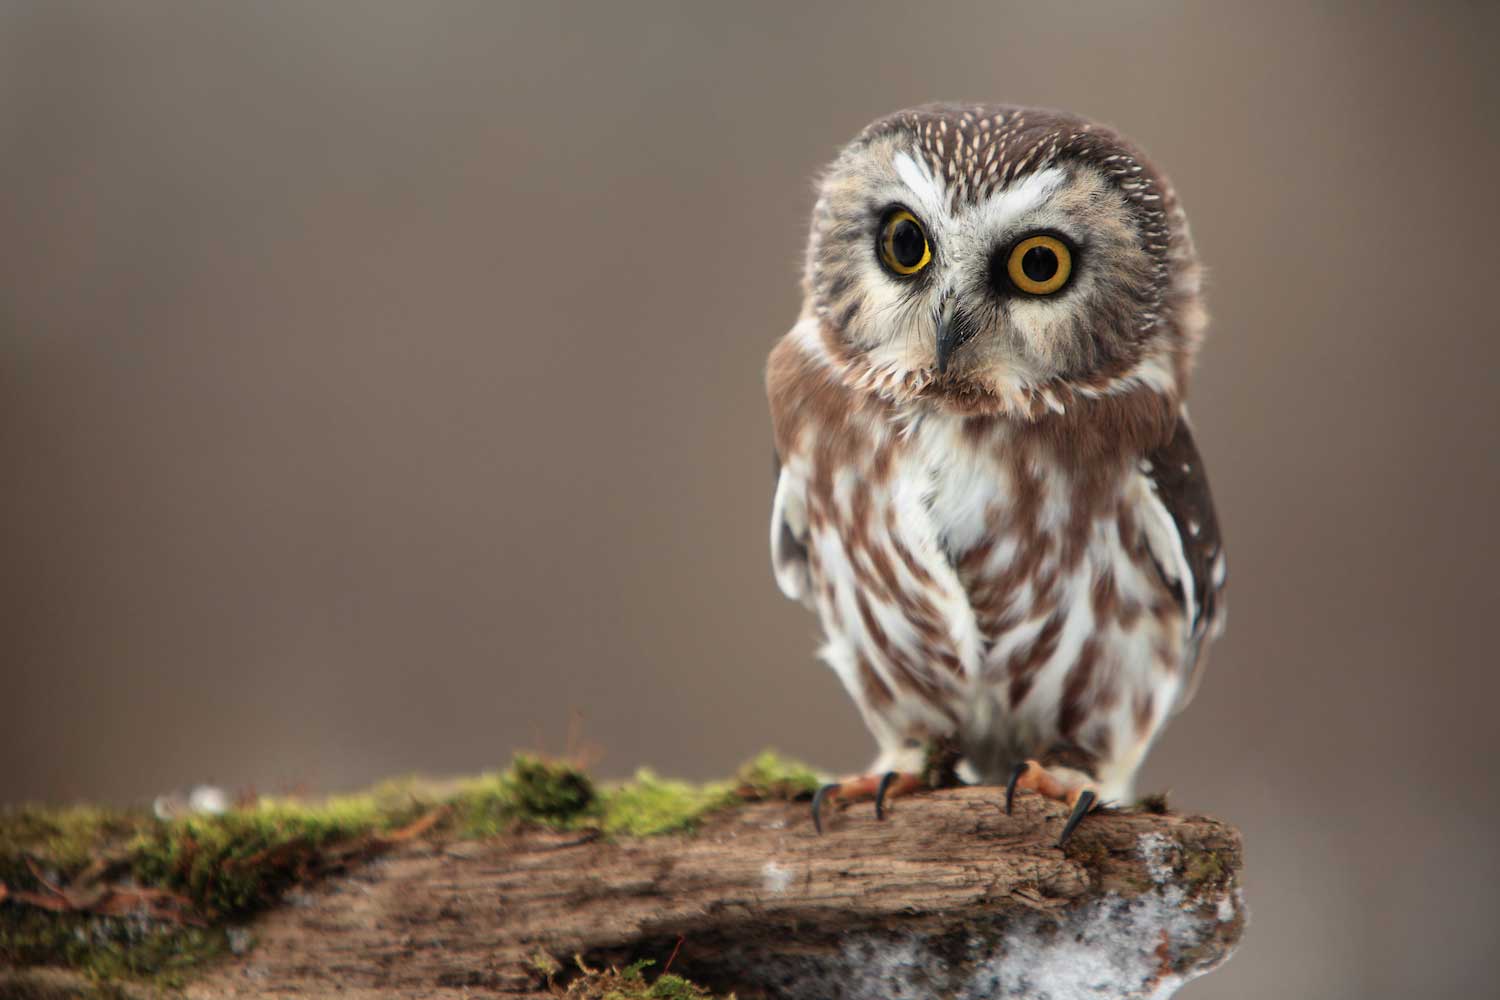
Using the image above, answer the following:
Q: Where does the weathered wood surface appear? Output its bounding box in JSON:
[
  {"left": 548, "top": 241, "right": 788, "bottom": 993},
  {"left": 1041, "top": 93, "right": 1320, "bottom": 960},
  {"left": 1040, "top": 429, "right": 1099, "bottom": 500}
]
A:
[{"left": 155, "top": 788, "right": 1246, "bottom": 999}]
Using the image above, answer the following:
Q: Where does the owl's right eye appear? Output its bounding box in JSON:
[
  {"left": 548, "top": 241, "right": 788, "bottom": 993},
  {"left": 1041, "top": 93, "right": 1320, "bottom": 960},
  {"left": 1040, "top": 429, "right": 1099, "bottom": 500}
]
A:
[{"left": 877, "top": 208, "right": 932, "bottom": 277}]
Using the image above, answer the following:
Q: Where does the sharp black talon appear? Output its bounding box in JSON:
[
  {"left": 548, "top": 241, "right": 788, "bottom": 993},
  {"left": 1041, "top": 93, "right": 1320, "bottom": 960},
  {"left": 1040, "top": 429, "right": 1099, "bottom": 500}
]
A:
[
  {"left": 811, "top": 782, "right": 839, "bottom": 835},
  {"left": 1004, "top": 761, "right": 1029, "bottom": 816},
  {"left": 874, "top": 771, "right": 899, "bottom": 821},
  {"left": 1055, "top": 789, "right": 1097, "bottom": 848}
]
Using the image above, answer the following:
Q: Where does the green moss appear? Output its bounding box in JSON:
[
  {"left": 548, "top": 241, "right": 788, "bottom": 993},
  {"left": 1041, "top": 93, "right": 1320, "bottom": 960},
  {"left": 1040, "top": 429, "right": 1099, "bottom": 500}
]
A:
[
  {"left": 2, "top": 791, "right": 426, "bottom": 984},
  {"left": 0, "top": 803, "right": 220, "bottom": 985},
  {"left": 596, "top": 751, "right": 821, "bottom": 837},
  {"left": 529, "top": 949, "right": 563, "bottom": 979},
  {"left": 598, "top": 772, "right": 734, "bottom": 838},
  {"left": 1181, "top": 845, "right": 1230, "bottom": 892},
  {"left": 130, "top": 793, "right": 414, "bottom": 917},
  {"left": 559, "top": 959, "right": 734, "bottom": 1000},
  {"left": 512, "top": 755, "right": 597, "bottom": 820},
  {"left": 730, "top": 750, "right": 821, "bottom": 801},
  {"left": 454, "top": 754, "right": 600, "bottom": 838},
  {"left": 359, "top": 773, "right": 452, "bottom": 816},
  {"left": 455, "top": 751, "right": 822, "bottom": 840},
  {"left": 0, "top": 907, "right": 224, "bottom": 987},
  {"left": 0, "top": 805, "right": 149, "bottom": 889}
]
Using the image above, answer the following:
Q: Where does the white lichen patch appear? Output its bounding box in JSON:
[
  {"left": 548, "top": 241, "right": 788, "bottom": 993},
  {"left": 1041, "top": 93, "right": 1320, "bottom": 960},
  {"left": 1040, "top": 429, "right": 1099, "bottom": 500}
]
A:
[
  {"left": 761, "top": 860, "right": 793, "bottom": 895},
  {"left": 1136, "top": 832, "right": 1178, "bottom": 885},
  {"left": 1216, "top": 892, "right": 1236, "bottom": 923},
  {"left": 226, "top": 926, "right": 254, "bottom": 957}
]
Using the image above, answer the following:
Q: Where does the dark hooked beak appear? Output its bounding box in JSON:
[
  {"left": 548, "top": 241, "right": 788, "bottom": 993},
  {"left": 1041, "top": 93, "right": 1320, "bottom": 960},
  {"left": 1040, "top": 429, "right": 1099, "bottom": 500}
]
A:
[{"left": 934, "top": 295, "right": 977, "bottom": 376}]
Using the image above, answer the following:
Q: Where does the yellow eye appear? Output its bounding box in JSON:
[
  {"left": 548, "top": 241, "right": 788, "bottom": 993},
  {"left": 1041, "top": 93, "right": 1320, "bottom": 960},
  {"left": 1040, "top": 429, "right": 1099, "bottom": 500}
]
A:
[
  {"left": 878, "top": 208, "right": 932, "bottom": 276},
  {"left": 1005, "top": 234, "right": 1073, "bottom": 295}
]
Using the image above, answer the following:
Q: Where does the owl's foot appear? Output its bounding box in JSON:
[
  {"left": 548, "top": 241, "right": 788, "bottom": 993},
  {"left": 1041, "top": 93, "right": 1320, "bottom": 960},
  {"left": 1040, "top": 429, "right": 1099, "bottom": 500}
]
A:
[
  {"left": 1004, "top": 760, "right": 1102, "bottom": 848},
  {"left": 810, "top": 771, "right": 923, "bottom": 834}
]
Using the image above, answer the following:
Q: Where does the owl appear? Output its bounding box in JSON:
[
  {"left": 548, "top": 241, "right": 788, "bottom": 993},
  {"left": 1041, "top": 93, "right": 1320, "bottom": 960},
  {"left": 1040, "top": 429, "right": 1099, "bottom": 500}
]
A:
[{"left": 767, "top": 104, "right": 1226, "bottom": 845}]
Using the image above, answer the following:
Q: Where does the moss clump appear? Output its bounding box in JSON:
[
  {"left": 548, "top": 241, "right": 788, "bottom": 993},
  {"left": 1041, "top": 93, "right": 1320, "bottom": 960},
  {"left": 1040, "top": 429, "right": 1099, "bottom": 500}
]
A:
[
  {"left": 731, "top": 751, "right": 820, "bottom": 801},
  {"left": 0, "top": 805, "right": 150, "bottom": 889},
  {"left": 459, "top": 762, "right": 735, "bottom": 840},
  {"left": 1, "top": 792, "right": 427, "bottom": 982},
  {"left": 454, "top": 754, "right": 599, "bottom": 838},
  {"left": 511, "top": 756, "right": 597, "bottom": 820},
  {"left": 598, "top": 771, "right": 734, "bottom": 838},
  {"left": 557, "top": 959, "right": 733, "bottom": 1000},
  {"left": 0, "top": 803, "right": 222, "bottom": 984},
  {"left": 130, "top": 792, "right": 423, "bottom": 917},
  {"left": 1181, "top": 844, "right": 1231, "bottom": 893},
  {"left": 597, "top": 750, "right": 822, "bottom": 837},
  {"left": 457, "top": 750, "right": 821, "bottom": 840}
]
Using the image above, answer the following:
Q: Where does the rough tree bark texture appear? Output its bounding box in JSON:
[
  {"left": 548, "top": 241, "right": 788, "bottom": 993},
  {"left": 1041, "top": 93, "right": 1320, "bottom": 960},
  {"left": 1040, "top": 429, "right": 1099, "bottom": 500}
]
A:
[{"left": 126, "top": 788, "right": 1243, "bottom": 1000}]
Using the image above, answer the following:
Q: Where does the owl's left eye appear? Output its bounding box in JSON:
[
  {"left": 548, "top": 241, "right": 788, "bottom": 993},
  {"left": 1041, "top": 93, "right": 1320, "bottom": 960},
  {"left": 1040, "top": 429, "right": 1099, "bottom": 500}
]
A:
[
  {"left": 877, "top": 208, "right": 932, "bottom": 277},
  {"left": 1003, "top": 233, "right": 1074, "bottom": 296}
]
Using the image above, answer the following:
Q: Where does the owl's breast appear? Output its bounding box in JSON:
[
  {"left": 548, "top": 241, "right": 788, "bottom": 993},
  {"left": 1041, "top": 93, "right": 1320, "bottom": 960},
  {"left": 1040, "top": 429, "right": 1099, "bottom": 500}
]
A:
[
  {"left": 927, "top": 419, "right": 1191, "bottom": 786},
  {"left": 769, "top": 327, "right": 1189, "bottom": 779},
  {"left": 845, "top": 409, "right": 1187, "bottom": 783}
]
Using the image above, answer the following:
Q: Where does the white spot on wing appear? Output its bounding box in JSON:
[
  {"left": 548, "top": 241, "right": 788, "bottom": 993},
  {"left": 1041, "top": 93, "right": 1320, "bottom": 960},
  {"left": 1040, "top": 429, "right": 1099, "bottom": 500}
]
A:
[
  {"left": 1137, "top": 474, "right": 1197, "bottom": 626},
  {"left": 771, "top": 467, "right": 811, "bottom": 604}
]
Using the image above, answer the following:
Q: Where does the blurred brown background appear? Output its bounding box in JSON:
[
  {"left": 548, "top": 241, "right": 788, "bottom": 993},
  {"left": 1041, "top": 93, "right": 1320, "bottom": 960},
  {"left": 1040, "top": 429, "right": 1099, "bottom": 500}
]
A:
[{"left": 2, "top": 2, "right": 1497, "bottom": 996}]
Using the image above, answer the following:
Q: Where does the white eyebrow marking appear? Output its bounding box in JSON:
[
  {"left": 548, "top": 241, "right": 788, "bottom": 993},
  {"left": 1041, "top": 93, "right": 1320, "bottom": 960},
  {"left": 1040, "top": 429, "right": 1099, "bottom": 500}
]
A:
[
  {"left": 978, "top": 166, "right": 1067, "bottom": 230},
  {"left": 893, "top": 150, "right": 942, "bottom": 213}
]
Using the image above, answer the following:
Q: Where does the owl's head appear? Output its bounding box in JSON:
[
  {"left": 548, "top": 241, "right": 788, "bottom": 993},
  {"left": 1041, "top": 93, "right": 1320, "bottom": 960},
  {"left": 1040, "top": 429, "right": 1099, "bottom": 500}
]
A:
[{"left": 804, "top": 104, "right": 1205, "bottom": 424}]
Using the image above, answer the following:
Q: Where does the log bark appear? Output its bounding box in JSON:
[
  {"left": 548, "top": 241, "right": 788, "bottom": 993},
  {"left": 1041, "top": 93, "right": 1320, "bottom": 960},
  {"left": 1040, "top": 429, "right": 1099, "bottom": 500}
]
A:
[{"left": 160, "top": 788, "right": 1245, "bottom": 999}]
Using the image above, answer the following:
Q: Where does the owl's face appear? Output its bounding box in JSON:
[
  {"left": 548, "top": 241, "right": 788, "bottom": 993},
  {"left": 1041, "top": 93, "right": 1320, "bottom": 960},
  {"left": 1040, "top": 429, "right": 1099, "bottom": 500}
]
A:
[{"left": 805, "top": 105, "right": 1203, "bottom": 414}]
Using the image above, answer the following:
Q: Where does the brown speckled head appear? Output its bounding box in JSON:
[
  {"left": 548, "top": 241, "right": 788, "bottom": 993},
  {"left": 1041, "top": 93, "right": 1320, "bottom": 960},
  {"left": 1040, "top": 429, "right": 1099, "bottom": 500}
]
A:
[{"left": 803, "top": 104, "right": 1206, "bottom": 420}]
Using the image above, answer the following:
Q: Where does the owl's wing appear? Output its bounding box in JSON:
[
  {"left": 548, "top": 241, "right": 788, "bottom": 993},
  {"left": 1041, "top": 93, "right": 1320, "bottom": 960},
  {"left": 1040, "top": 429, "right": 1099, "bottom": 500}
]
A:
[
  {"left": 1135, "top": 411, "right": 1227, "bottom": 713},
  {"left": 769, "top": 448, "right": 814, "bottom": 608}
]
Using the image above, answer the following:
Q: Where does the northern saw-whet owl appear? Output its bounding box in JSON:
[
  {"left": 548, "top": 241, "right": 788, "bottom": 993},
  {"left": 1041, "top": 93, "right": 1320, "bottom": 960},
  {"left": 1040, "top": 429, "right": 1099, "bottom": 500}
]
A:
[{"left": 766, "top": 104, "right": 1226, "bottom": 843}]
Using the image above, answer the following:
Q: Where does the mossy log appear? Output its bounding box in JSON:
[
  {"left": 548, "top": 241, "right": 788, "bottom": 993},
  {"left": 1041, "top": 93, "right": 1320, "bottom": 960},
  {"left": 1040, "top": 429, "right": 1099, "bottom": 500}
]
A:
[
  {"left": 13, "top": 792, "right": 1242, "bottom": 999},
  {"left": 2, "top": 761, "right": 1245, "bottom": 1000}
]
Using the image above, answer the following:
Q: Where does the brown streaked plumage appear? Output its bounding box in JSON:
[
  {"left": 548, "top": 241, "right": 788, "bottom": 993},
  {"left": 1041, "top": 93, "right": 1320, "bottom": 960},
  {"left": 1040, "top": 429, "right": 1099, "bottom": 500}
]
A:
[{"left": 767, "top": 104, "right": 1226, "bottom": 828}]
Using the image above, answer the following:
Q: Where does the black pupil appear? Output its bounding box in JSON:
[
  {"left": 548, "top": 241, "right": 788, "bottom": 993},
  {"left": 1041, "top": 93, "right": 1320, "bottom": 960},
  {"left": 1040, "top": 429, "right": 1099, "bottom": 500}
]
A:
[
  {"left": 890, "top": 219, "right": 925, "bottom": 268},
  {"left": 1021, "top": 245, "right": 1058, "bottom": 283}
]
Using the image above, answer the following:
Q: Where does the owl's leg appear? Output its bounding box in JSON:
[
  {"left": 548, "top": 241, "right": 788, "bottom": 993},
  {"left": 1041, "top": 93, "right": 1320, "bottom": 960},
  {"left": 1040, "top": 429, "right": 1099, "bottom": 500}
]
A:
[{"left": 1004, "top": 760, "right": 1103, "bottom": 848}]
